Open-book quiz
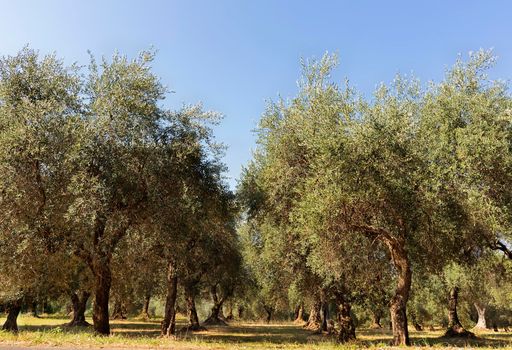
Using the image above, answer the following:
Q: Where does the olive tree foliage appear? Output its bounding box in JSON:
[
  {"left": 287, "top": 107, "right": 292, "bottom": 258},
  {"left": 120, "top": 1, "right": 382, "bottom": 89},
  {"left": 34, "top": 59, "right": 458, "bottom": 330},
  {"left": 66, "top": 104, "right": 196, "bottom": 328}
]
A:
[
  {"left": 0, "top": 47, "right": 83, "bottom": 331},
  {"left": 240, "top": 50, "right": 512, "bottom": 345},
  {"left": 0, "top": 47, "right": 230, "bottom": 335}
]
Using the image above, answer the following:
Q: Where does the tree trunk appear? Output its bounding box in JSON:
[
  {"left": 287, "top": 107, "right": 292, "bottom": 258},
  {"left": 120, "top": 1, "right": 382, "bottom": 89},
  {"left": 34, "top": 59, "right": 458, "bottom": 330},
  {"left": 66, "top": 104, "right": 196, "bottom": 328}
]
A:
[
  {"left": 304, "top": 300, "right": 322, "bottom": 332},
  {"left": 183, "top": 290, "right": 204, "bottom": 331},
  {"left": 111, "top": 299, "right": 127, "bottom": 319},
  {"left": 336, "top": 296, "right": 356, "bottom": 343},
  {"left": 321, "top": 301, "right": 329, "bottom": 332},
  {"left": 263, "top": 305, "right": 273, "bottom": 323},
  {"left": 386, "top": 238, "right": 412, "bottom": 346},
  {"left": 226, "top": 303, "right": 234, "bottom": 320},
  {"left": 161, "top": 260, "right": 178, "bottom": 336},
  {"left": 2, "top": 299, "right": 22, "bottom": 332},
  {"left": 294, "top": 303, "right": 305, "bottom": 323},
  {"left": 31, "top": 300, "right": 40, "bottom": 318},
  {"left": 411, "top": 311, "right": 423, "bottom": 331},
  {"left": 140, "top": 295, "right": 151, "bottom": 320},
  {"left": 68, "top": 291, "right": 91, "bottom": 327},
  {"left": 203, "top": 285, "right": 228, "bottom": 325},
  {"left": 370, "top": 310, "right": 383, "bottom": 328},
  {"left": 91, "top": 256, "right": 112, "bottom": 335},
  {"left": 474, "top": 303, "right": 487, "bottom": 330},
  {"left": 444, "top": 286, "right": 474, "bottom": 338}
]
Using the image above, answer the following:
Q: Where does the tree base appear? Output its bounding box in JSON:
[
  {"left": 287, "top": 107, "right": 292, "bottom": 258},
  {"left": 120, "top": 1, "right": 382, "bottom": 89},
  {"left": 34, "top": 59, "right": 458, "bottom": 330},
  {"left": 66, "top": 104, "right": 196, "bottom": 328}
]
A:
[
  {"left": 66, "top": 319, "right": 91, "bottom": 327},
  {"left": 293, "top": 318, "right": 306, "bottom": 325},
  {"left": 443, "top": 326, "right": 476, "bottom": 338},
  {"left": 2, "top": 320, "right": 18, "bottom": 332},
  {"left": 370, "top": 322, "right": 382, "bottom": 329},
  {"left": 303, "top": 320, "right": 322, "bottom": 333},
  {"left": 202, "top": 317, "right": 228, "bottom": 326}
]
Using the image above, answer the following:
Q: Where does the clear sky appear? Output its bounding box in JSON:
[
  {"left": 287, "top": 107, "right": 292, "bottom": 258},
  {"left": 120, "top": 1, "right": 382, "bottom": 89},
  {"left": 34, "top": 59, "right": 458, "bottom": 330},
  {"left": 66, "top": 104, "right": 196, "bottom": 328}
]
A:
[{"left": 1, "top": 0, "right": 511, "bottom": 189}]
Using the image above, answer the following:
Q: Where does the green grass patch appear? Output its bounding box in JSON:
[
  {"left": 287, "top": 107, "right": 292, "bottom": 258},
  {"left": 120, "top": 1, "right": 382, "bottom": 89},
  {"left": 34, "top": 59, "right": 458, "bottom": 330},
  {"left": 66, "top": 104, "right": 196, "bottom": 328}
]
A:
[{"left": 0, "top": 315, "right": 511, "bottom": 349}]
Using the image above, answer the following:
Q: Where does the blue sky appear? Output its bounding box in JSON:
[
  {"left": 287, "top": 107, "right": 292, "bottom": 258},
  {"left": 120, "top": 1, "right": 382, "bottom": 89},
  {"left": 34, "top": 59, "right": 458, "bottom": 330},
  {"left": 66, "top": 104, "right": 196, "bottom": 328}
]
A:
[{"left": 1, "top": 0, "right": 511, "bottom": 189}]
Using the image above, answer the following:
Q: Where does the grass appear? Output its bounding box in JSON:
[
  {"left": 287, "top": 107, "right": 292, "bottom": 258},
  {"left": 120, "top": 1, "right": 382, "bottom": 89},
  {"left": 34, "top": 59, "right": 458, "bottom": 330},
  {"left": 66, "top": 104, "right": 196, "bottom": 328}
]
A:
[{"left": 0, "top": 315, "right": 511, "bottom": 349}]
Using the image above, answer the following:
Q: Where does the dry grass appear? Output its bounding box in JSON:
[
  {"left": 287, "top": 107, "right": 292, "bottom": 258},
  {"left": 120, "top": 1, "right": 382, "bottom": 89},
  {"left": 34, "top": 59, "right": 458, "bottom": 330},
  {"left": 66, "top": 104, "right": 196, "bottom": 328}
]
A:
[{"left": 0, "top": 315, "right": 511, "bottom": 349}]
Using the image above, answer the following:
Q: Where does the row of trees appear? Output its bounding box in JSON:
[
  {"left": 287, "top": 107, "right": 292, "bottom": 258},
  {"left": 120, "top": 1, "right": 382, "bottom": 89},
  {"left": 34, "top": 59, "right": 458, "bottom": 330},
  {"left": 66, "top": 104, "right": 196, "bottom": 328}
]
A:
[
  {"left": 2, "top": 47, "right": 512, "bottom": 348},
  {"left": 0, "top": 47, "right": 243, "bottom": 335},
  {"left": 238, "top": 50, "right": 512, "bottom": 345}
]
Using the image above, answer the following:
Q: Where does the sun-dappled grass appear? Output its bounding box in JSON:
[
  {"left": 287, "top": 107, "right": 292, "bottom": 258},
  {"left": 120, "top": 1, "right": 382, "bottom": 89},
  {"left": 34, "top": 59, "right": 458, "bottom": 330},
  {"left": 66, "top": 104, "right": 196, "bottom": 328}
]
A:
[{"left": 0, "top": 315, "right": 512, "bottom": 349}]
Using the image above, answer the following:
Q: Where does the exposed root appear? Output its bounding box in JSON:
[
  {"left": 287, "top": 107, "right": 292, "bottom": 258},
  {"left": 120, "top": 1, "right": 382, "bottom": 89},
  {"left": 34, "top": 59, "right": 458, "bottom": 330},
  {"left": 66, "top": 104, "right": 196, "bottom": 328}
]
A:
[
  {"left": 202, "top": 317, "right": 228, "bottom": 326},
  {"left": 66, "top": 319, "right": 91, "bottom": 327},
  {"left": 443, "top": 326, "right": 476, "bottom": 338}
]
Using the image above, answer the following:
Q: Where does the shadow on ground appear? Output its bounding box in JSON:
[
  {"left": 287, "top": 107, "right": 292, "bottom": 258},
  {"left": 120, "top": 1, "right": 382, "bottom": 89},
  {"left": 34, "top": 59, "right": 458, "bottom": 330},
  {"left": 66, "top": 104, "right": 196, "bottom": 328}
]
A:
[{"left": 11, "top": 317, "right": 512, "bottom": 348}]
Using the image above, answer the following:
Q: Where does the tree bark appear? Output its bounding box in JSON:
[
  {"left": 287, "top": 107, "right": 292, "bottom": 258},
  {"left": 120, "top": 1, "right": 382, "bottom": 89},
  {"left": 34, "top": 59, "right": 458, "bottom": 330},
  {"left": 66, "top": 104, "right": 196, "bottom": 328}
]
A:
[
  {"left": 444, "top": 286, "right": 474, "bottom": 338},
  {"left": 263, "top": 304, "right": 273, "bottom": 323},
  {"left": 226, "top": 303, "right": 234, "bottom": 320},
  {"left": 473, "top": 302, "right": 487, "bottom": 330},
  {"left": 355, "top": 226, "right": 411, "bottom": 346},
  {"left": 91, "top": 255, "right": 112, "bottom": 335},
  {"left": 304, "top": 300, "right": 322, "bottom": 332},
  {"left": 336, "top": 296, "right": 356, "bottom": 343},
  {"left": 183, "top": 290, "right": 204, "bottom": 331},
  {"left": 68, "top": 291, "right": 91, "bottom": 327},
  {"left": 111, "top": 299, "right": 127, "bottom": 319},
  {"left": 2, "top": 299, "right": 22, "bottom": 332},
  {"left": 140, "top": 295, "right": 151, "bottom": 320},
  {"left": 411, "top": 311, "right": 423, "bottom": 331},
  {"left": 386, "top": 238, "right": 412, "bottom": 346},
  {"left": 161, "top": 260, "right": 178, "bottom": 336},
  {"left": 321, "top": 300, "right": 329, "bottom": 332},
  {"left": 31, "top": 300, "right": 40, "bottom": 318},
  {"left": 203, "top": 284, "right": 228, "bottom": 325},
  {"left": 294, "top": 303, "right": 305, "bottom": 323},
  {"left": 370, "top": 310, "right": 383, "bottom": 328}
]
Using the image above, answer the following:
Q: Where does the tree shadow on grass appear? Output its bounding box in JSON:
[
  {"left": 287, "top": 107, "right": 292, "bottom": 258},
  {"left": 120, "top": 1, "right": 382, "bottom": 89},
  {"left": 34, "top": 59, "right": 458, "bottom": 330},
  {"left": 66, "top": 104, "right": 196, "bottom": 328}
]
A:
[
  {"left": 176, "top": 324, "right": 328, "bottom": 345},
  {"left": 13, "top": 320, "right": 512, "bottom": 348},
  {"left": 359, "top": 333, "right": 512, "bottom": 348}
]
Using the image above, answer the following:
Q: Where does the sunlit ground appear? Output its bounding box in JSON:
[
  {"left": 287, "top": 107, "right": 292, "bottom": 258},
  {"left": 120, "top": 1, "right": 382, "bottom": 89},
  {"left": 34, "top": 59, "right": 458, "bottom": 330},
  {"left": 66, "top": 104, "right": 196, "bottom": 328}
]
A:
[{"left": 0, "top": 315, "right": 511, "bottom": 349}]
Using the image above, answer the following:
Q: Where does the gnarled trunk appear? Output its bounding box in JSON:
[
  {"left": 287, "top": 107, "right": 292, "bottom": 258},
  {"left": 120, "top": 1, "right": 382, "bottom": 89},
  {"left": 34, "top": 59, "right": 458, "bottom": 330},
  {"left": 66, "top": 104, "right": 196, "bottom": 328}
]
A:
[
  {"left": 386, "top": 238, "right": 412, "bottom": 346},
  {"left": 474, "top": 302, "right": 487, "bottom": 330},
  {"left": 203, "top": 284, "right": 228, "bottom": 325},
  {"left": 140, "top": 295, "right": 151, "bottom": 320},
  {"left": 68, "top": 291, "right": 90, "bottom": 327},
  {"left": 2, "top": 299, "right": 22, "bottom": 332},
  {"left": 336, "top": 295, "right": 356, "bottom": 343},
  {"left": 410, "top": 311, "right": 422, "bottom": 331},
  {"left": 184, "top": 290, "right": 204, "bottom": 331},
  {"left": 357, "top": 226, "right": 412, "bottom": 346},
  {"left": 321, "top": 301, "right": 329, "bottom": 332},
  {"left": 263, "top": 304, "right": 273, "bottom": 323},
  {"left": 371, "top": 310, "right": 383, "bottom": 328},
  {"left": 226, "top": 302, "right": 234, "bottom": 320},
  {"left": 444, "top": 286, "right": 474, "bottom": 338},
  {"left": 111, "top": 299, "right": 127, "bottom": 319},
  {"left": 31, "top": 300, "right": 40, "bottom": 318},
  {"left": 92, "top": 255, "right": 112, "bottom": 335},
  {"left": 294, "top": 303, "right": 305, "bottom": 323},
  {"left": 304, "top": 300, "right": 322, "bottom": 332},
  {"left": 161, "top": 260, "right": 178, "bottom": 336}
]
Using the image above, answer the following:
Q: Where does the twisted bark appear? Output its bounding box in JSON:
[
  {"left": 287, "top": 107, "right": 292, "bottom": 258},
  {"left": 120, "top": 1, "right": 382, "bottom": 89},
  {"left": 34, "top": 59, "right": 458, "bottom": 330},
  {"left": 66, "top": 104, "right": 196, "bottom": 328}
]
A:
[{"left": 161, "top": 260, "right": 178, "bottom": 336}]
